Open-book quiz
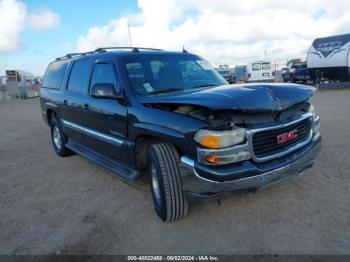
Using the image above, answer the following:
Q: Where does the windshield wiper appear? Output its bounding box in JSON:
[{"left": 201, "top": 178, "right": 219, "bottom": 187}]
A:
[
  {"left": 190, "top": 84, "right": 217, "bottom": 89},
  {"left": 147, "top": 84, "right": 217, "bottom": 95},
  {"left": 147, "top": 87, "right": 183, "bottom": 95}
]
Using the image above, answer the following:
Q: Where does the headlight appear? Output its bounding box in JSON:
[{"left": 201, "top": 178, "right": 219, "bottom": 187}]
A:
[
  {"left": 309, "top": 105, "right": 317, "bottom": 120},
  {"left": 309, "top": 105, "right": 320, "bottom": 133},
  {"left": 194, "top": 128, "right": 246, "bottom": 149}
]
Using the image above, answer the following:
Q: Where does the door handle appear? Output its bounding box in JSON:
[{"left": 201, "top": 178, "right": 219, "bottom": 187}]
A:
[
  {"left": 83, "top": 104, "right": 90, "bottom": 111},
  {"left": 63, "top": 100, "right": 68, "bottom": 106}
]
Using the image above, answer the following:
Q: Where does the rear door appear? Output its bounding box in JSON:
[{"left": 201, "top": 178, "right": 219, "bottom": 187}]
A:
[
  {"left": 294, "top": 64, "right": 309, "bottom": 79},
  {"left": 59, "top": 57, "right": 93, "bottom": 144},
  {"left": 83, "top": 60, "right": 128, "bottom": 163},
  {"left": 261, "top": 62, "right": 274, "bottom": 81},
  {"left": 249, "top": 62, "right": 262, "bottom": 81}
]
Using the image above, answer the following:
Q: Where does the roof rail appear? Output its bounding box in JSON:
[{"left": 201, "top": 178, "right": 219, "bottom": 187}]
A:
[
  {"left": 55, "top": 47, "right": 163, "bottom": 61},
  {"left": 94, "top": 47, "right": 163, "bottom": 53},
  {"left": 55, "top": 49, "right": 106, "bottom": 61}
]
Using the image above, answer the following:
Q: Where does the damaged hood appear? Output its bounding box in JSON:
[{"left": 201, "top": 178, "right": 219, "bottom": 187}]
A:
[{"left": 141, "top": 83, "right": 316, "bottom": 112}]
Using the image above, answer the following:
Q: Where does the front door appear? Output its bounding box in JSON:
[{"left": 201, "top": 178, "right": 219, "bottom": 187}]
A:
[{"left": 83, "top": 61, "right": 128, "bottom": 163}]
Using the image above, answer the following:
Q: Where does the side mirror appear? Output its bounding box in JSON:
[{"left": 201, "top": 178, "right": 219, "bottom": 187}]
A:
[{"left": 91, "top": 83, "right": 122, "bottom": 99}]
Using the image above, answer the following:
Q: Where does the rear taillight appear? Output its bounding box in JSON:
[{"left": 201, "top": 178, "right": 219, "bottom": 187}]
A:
[
  {"left": 272, "top": 71, "right": 275, "bottom": 77},
  {"left": 248, "top": 73, "right": 251, "bottom": 78}
]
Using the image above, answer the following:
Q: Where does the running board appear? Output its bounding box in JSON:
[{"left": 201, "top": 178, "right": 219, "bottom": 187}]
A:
[{"left": 66, "top": 139, "right": 140, "bottom": 181}]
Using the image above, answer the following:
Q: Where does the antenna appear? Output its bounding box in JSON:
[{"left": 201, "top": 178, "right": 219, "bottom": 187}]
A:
[
  {"left": 127, "top": 23, "right": 133, "bottom": 47},
  {"left": 182, "top": 45, "right": 188, "bottom": 53}
]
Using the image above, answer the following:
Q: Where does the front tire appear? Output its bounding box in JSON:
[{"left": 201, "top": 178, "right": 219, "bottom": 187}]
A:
[
  {"left": 148, "top": 143, "right": 188, "bottom": 222},
  {"left": 50, "top": 117, "right": 72, "bottom": 157}
]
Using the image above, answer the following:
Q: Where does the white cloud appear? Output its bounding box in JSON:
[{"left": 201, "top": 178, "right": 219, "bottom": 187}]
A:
[
  {"left": 28, "top": 8, "right": 60, "bottom": 31},
  {"left": 0, "top": 0, "right": 60, "bottom": 53},
  {"left": 77, "top": 0, "right": 350, "bottom": 66},
  {"left": 0, "top": 0, "right": 26, "bottom": 53}
]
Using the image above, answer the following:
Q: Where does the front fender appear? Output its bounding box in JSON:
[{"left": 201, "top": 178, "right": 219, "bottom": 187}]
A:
[{"left": 133, "top": 122, "right": 185, "bottom": 140}]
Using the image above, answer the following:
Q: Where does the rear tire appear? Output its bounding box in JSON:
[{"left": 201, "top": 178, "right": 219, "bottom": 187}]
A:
[
  {"left": 148, "top": 143, "right": 188, "bottom": 222},
  {"left": 50, "top": 117, "right": 72, "bottom": 157}
]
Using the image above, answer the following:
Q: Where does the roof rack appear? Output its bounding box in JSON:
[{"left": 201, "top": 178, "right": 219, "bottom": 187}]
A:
[
  {"left": 55, "top": 51, "right": 99, "bottom": 61},
  {"left": 94, "top": 47, "right": 164, "bottom": 53},
  {"left": 55, "top": 47, "right": 164, "bottom": 61}
]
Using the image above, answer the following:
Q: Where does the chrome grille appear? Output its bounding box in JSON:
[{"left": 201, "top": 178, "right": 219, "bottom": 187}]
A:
[{"left": 252, "top": 118, "right": 311, "bottom": 159}]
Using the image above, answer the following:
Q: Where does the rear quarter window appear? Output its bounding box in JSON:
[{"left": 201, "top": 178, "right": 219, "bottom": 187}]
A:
[{"left": 42, "top": 60, "right": 69, "bottom": 89}]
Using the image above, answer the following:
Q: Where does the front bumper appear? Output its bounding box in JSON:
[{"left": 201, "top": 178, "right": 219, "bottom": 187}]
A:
[{"left": 180, "top": 133, "right": 321, "bottom": 201}]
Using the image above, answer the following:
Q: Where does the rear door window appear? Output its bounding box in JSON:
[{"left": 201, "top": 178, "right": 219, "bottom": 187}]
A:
[
  {"left": 67, "top": 58, "right": 92, "bottom": 93},
  {"left": 252, "top": 63, "right": 261, "bottom": 71},
  {"left": 42, "top": 60, "right": 69, "bottom": 89},
  {"left": 262, "top": 63, "right": 271, "bottom": 70}
]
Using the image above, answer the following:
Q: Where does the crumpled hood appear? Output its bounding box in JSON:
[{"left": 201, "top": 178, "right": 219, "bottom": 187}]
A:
[{"left": 141, "top": 83, "right": 316, "bottom": 112}]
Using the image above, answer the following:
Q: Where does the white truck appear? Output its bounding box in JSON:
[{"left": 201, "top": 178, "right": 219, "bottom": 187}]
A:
[{"left": 247, "top": 61, "right": 275, "bottom": 82}]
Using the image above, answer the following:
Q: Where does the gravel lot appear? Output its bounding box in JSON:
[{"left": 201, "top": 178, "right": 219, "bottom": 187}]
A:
[{"left": 0, "top": 89, "right": 349, "bottom": 255}]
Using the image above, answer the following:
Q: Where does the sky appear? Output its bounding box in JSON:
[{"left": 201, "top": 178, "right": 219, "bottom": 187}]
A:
[{"left": 0, "top": 0, "right": 349, "bottom": 76}]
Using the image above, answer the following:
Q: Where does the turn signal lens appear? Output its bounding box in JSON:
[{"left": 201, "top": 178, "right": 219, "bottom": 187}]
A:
[
  {"left": 204, "top": 151, "right": 251, "bottom": 165},
  {"left": 206, "top": 156, "right": 221, "bottom": 163},
  {"left": 200, "top": 136, "right": 220, "bottom": 149},
  {"left": 194, "top": 128, "right": 246, "bottom": 149}
]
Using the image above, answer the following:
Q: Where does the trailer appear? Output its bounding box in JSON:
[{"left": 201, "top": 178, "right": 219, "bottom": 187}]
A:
[
  {"left": 307, "top": 33, "right": 350, "bottom": 82},
  {"left": 5, "top": 70, "right": 38, "bottom": 98}
]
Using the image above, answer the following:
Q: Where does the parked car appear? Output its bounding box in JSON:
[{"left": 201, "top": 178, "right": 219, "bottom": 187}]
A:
[
  {"left": 234, "top": 65, "right": 248, "bottom": 82},
  {"left": 281, "top": 67, "right": 291, "bottom": 82},
  {"left": 216, "top": 65, "right": 236, "bottom": 84},
  {"left": 40, "top": 47, "right": 321, "bottom": 221},
  {"left": 247, "top": 61, "right": 275, "bottom": 82},
  {"left": 288, "top": 62, "right": 309, "bottom": 83}
]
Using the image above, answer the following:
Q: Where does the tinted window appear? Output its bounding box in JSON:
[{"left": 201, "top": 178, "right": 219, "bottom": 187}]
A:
[
  {"left": 123, "top": 54, "right": 226, "bottom": 95},
  {"left": 252, "top": 63, "right": 261, "bottom": 71},
  {"left": 90, "top": 64, "right": 117, "bottom": 88},
  {"left": 67, "top": 58, "right": 91, "bottom": 93},
  {"left": 42, "top": 60, "right": 69, "bottom": 89}
]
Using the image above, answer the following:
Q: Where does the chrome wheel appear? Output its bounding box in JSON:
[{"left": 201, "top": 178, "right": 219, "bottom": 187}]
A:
[
  {"left": 151, "top": 163, "right": 161, "bottom": 205},
  {"left": 53, "top": 126, "right": 62, "bottom": 150}
]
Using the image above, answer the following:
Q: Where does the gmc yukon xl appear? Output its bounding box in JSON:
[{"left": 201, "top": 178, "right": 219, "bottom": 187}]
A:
[{"left": 40, "top": 47, "right": 321, "bottom": 221}]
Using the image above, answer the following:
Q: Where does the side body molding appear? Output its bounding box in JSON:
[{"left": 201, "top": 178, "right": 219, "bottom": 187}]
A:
[{"left": 62, "top": 119, "right": 125, "bottom": 147}]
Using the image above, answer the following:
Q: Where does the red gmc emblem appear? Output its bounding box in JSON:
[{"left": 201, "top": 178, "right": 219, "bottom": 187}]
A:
[{"left": 276, "top": 129, "right": 298, "bottom": 144}]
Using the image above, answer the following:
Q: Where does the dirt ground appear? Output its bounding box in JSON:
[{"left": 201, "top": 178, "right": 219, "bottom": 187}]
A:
[{"left": 0, "top": 89, "right": 349, "bottom": 255}]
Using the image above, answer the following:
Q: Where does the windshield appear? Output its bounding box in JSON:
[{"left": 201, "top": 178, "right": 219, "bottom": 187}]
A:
[{"left": 122, "top": 54, "right": 227, "bottom": 95}]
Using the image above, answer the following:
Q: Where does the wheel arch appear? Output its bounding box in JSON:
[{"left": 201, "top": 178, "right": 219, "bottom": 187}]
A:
[
  {"left": 134, "top": 134, "right": 184, "bottom": 172},
  {"left": 46, "top": 109, "right": 57, "bottom": 126}
]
